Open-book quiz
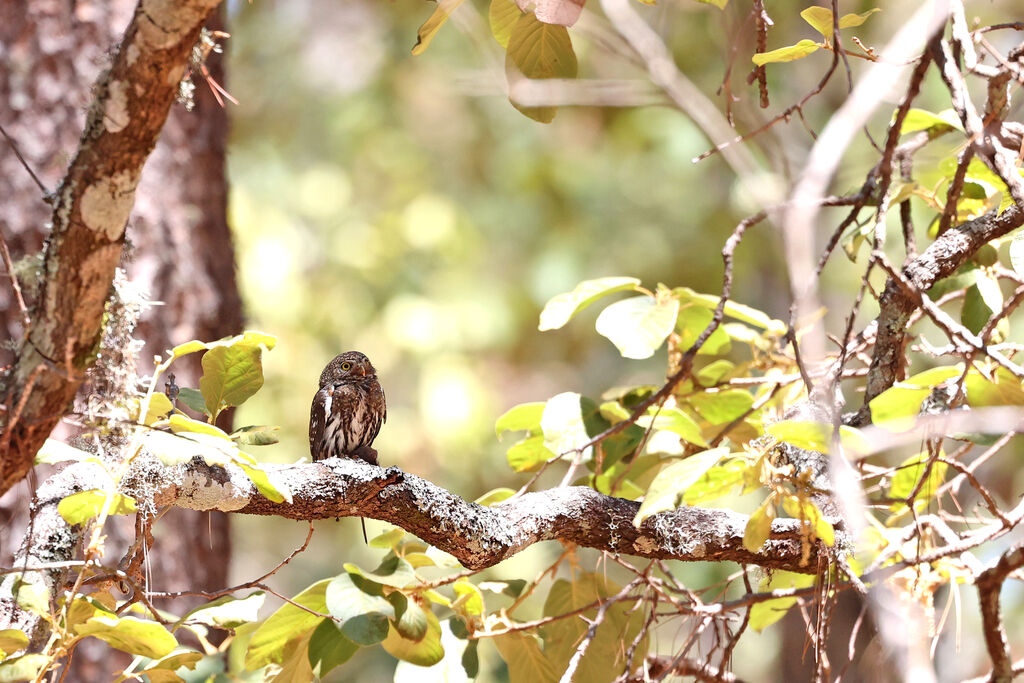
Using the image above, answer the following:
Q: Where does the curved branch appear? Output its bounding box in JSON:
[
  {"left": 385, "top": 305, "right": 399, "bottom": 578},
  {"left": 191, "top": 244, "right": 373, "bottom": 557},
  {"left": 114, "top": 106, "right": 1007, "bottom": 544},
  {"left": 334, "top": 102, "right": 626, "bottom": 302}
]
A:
[
  {"left": 0, "top": 0, "right": 224, "bottom": 495},
  {"left": 857, "top": 203, "right": 1024, "bottom": 421},
  {"left": 162, "top": 457, "right": 828, "bottom": 573}
]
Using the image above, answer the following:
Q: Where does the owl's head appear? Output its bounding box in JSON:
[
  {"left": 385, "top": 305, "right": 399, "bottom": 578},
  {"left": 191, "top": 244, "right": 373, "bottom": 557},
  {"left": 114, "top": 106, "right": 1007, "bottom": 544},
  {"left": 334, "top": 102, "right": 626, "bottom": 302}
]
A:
[{"left": 319, "top": 351, "right": 377, "bottom": 386}]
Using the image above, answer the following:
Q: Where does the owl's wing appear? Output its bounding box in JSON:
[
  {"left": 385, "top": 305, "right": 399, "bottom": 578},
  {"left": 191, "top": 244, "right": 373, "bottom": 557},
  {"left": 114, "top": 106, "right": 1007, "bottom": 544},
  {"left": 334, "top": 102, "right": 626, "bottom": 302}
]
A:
[{"left": 309, "top": 387, "right": 329, "bottom": 459}]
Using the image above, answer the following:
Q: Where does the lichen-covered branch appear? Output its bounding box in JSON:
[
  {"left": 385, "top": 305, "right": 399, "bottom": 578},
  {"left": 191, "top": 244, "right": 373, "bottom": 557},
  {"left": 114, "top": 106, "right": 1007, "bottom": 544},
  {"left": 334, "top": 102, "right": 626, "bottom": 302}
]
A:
[{"left": 0, "top": 0, "right": 224, "bottom": 496}]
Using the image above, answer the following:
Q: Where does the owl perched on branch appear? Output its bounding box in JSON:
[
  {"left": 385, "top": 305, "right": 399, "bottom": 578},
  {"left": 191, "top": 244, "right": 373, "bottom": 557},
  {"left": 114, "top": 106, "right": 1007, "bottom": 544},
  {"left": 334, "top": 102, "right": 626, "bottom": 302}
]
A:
[{"left": 309, "top": 351, "right": 387, "bottom": 541}]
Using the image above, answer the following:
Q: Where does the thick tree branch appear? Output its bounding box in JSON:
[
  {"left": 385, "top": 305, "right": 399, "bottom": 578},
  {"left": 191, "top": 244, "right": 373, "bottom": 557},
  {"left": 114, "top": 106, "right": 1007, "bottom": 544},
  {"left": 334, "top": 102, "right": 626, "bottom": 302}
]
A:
[
  {"left": 0, "top": 0, "right": 224, "bottom": 496},
  {"left": 857, "top": 204, "right": 1024, "bottom": 421}
]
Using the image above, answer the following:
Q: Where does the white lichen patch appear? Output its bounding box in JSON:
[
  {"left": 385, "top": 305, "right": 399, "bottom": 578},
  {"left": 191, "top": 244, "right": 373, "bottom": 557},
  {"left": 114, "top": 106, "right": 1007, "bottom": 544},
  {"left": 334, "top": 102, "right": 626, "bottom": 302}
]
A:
[
  {"left": 126, "top": 44, "right": 141, "bottom": 65},
  {"left": 137, "top": 0, "right": 213, "bottom": 49},
  {"left": 103, "top": 80, "right": 129, "bottom": 133},
  {"left": 176, "top": 465, "right": 251, "bottom": 512},
  {"left": 80, "top": 170, "right": 139, "bottom": 239}
]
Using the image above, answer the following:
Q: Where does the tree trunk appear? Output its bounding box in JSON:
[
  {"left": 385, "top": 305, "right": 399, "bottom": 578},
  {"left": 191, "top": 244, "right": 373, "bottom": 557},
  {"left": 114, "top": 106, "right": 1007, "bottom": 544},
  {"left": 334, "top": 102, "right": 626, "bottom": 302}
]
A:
[{"left": 0, "top": 0, "right": 240, "bottom": 674}]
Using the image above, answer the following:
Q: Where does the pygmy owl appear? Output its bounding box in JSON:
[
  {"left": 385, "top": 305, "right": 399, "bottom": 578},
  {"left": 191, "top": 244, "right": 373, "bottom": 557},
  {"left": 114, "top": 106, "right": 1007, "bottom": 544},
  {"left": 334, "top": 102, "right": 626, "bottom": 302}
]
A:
[{"left": 309, "top": 351, "right": 387, "bottom": 466}]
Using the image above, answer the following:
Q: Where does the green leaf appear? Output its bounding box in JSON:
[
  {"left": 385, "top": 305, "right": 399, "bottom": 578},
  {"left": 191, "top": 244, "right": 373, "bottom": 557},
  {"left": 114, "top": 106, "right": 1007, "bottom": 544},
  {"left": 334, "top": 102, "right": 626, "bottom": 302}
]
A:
[
  {"left": 781, "top": 496, "right": 835, "bottom": 546},
  {"left": 674, "top": 287, "right": 786, "bottom": 334},
  {"left": 868, "top": 386, "right": 929, "bottom": 431},
  {"left": 495, "top": 402, "right": 546, "bottom": 438},
  {"left": 345, "top": 556, "right": 416, "bottom": 588},
  {"left": 230, "top": 425, "right": 280, "bottom": 446},
  {"left": 34, "top": 439, "right": 98, "bottom": 465},
  {"left": 638, "top": 407, "right": 708, "bottom": 447},
  {"left": 506, "top": 12, "right": 578, "bottom": 122},
  {"left": 800, "top": 6, "right": 835, "bottom": 38},
  {"left": 494, "top": 632, "right": 558, "bottom": 683},
  {"left": 75, "top": 615, "right": 177, "bottom": 659},
  {"left": 800, "top": 7, "right": 880, "bottom": 39},
  {"left": 0, "top": 630, "right": 28, "bottom": 657},
  {"left": 752, "top": 39, "right": 820, "bottom": 65},
  {"left": 743, "top": 499, "right": 773, "bottom": 553},
  {"left": 687, "top": 389, "right": 754, "bottom": 424},
  {"left": 177, "top": 592, "right": 265, "bottom": 630},
  {"left": 633, "top": 447, "right": 729, "bottom": 525},
  {"left": 683, "top": 458, "right": 749, "bottom": 505},
  {"left": 325, "top": 571, "right": 394, "bottom": 645},
  {"left": 412, "top": 0, "right": 468, "bottom": 55},
  {"left": 10, "top": 578, "right": 48, "bottom": 616},
  {"left": 369, "top": 528, "right": 406, "bottom": 549},
  {"left": 237, "top": 461, "right": 291, "bottom": 504},
  {"left": 507, "top": 435, "right": 556, "bottom": 472},
  {"left": 595, "top": 295, "right": 679, "bottom": 359},
  {"left": 538, "top": 277, "right": 640, "bottom": 331},
  {"left": 963, "top": 274, "right": 1002, "bottom": 334},
  {"left": 675, "top": 305, "right": 731, "bottom": 355},
  {"left": 134, "top": 649, "right": 203, "bottom": 678},
  {"left": 176, "top": 387, "right": 209, "bottom": 415},
  {"left": 245, "top": 579, "right": 329, "bottom": 670},
  {"left": 453, "top": 579, "right": 484, "bottom": 617},
  {"left": 899, "top": 108, "right": 963, "bottom": 135},
  {"left": 474, "top": 487, "right": 516, "bottom": 506},
  {"left": 0, "top": 654, "right": 48, "bottom": 682},
  {"left": 541, "top": 392, "right": 606, "bottom": 457},
  {"left": 749, "top": 571, "right": 815, "bottom": 631},
  {"left": 200, "top": 343, "right": 266, "bottom": 418},
  {"left": 145, "top": 393, "right": 174, "bottom": 425},
  {"left": 394, "top": 619, "right": 474, "bottom": 683},
  {"left": 168, "top": 414, "right": 231, "bottom": 439},
  {"left": 489, "top": 0, "right": 522, "bottom": 48},
  {"left": 382, "top": 608, "right": 444, "bottom": 666},
  {"left": 693, "top": 0, "right": 728, "bottom": 7},
  {"left": 307, "top": 619, "right": 359, "bottom": 677},
  {"left": 58, "top": 489, "right": 137, "bottom": 526},
  {"left": 838, "top": 8, "right": 881, "bottom": 29},
  {"left": 965, "top": 366, "right": 1024, "bottom": 407},
  {"left": 540, "top": 573, "right": 648, "bottom": 683},
  {"left": 889, "top": 451, "right": 947, "bottom": 511},
  {"left": 387, "top": 593, "right": 429, "bottom": 642},
  {"left": 695, "top": 359, "right": 735, "bottom": 387}
]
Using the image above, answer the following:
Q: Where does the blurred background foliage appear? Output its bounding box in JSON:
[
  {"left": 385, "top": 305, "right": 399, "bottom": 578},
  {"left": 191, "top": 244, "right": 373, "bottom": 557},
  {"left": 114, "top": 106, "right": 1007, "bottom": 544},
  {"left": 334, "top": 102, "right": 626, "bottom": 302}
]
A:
[{"left": 217, "top": 1, "right": 1023, "bottom": 679}]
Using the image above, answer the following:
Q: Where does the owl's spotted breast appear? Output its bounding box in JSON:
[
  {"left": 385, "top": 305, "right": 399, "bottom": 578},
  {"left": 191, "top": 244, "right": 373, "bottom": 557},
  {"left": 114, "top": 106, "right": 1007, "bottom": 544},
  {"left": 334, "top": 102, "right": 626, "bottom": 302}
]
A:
[{"left": 309, "top": 352, "right": 386, "bottom": 466}]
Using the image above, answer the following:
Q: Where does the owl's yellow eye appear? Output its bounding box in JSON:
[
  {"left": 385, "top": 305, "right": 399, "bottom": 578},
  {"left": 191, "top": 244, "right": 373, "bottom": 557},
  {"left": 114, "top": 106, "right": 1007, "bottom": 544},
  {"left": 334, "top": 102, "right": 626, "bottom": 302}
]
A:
[{"left": 341, "top": 362, "right": 352, "bottom": 371}]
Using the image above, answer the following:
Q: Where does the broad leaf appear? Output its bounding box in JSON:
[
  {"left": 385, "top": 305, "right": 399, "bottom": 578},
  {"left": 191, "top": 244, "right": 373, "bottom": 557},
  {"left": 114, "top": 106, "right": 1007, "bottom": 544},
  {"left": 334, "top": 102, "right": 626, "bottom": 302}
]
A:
[
  {"left": 638, "top": 407, "right": 708, "bottom": 447},
  {"left": 231, "top": 425, "right": 281, "bottom": 446},
  {"left": 687, "top": 389, "right": 754, "bottom": 424},
  {"left": 75, "top": 615, "right": 177, "bottom": 659},
  {"left": 325, "top": 571, "right": 394, "bottom": 645},
  {"left": 633, "top": 447, "right": 728, "bottom": 525},
  {"left": 176, "top": 387, "right": 209, "bottom": 415},
  {"left": 381, "top": 608, "right": 444, "bottom": 666},
  {"left": 743, "top": 499, "right": 773, "bottom": 553},
  {"left": 475, "top": 487, "right": 516, "bottom": 506},
  {"left": 495, "top": 402, "right": 545, "bottom": 438},
  {"left": 506, "top": 13, "right": 578, "bottom": 122},
  {"left": 412, "top": 0, "right": 468, "bottom": 55},
  {"left": 489, "top": 0, "right": 522, "bottom": 47},
  {"left": 394, "top": 619, "right": 474, "bottom": 683},
  {"left": 541, "top": 573, "right": 648, "bottom": 683},
  {"left": 596, "top": 295, "right": 679, "bottom": 359},
  {"left": 752, "top": 39, "right": 820, "bottom": 66},
  {"left": 541, "top": 392, "right": 605, "bottom": 458},
  {"left": 889, "top": 451, "right": 947, "bottom": 511},
  {"left": 308, "top": 619, "right": 359, "bottom": 678},
  {"left": 58, "top": 490, "right": 137, "bottom": 526},
  {"left": 538, "top": 277, "right": 639, "bottom": 331},
  {"left": 35, "top": 439, "right": 98, "bottom": 465},
  {"left": 534, "top": 0, "right": 584, "bottom": 27},
  {"left": 494, "top": 632, "right": 558, "bottom": 683},
  {"left": 245, "top": 579, "right": 330, "bottom": 669},
  {"left": 177, "top": 592, "right": 265, "bottom": 630},
  {"left": 0, "top": 630, "right": 28, "bottom": 657},
  {"left": 345, "top": 556, "right": 416, "bottom": 588},
  {"left": 507, "top": 435, "right": 556, "bottom": 472},
  {"left": 749, "top": 571, "right": 815, "bottom": 631}
]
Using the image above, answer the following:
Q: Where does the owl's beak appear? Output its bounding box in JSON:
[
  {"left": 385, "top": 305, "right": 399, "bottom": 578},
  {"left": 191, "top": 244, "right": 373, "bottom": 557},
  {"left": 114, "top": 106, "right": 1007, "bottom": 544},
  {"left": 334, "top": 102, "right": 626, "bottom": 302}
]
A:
[{"left": 356, "top": 365, "right": 367, "bottom": 377}]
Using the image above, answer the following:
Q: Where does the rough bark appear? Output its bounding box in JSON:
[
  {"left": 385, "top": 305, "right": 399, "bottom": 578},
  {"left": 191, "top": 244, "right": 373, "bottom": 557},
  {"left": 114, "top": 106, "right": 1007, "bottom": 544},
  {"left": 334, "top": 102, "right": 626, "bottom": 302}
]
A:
[{"left": 0, "top": 0, "right": 224, "bottom": 497}]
